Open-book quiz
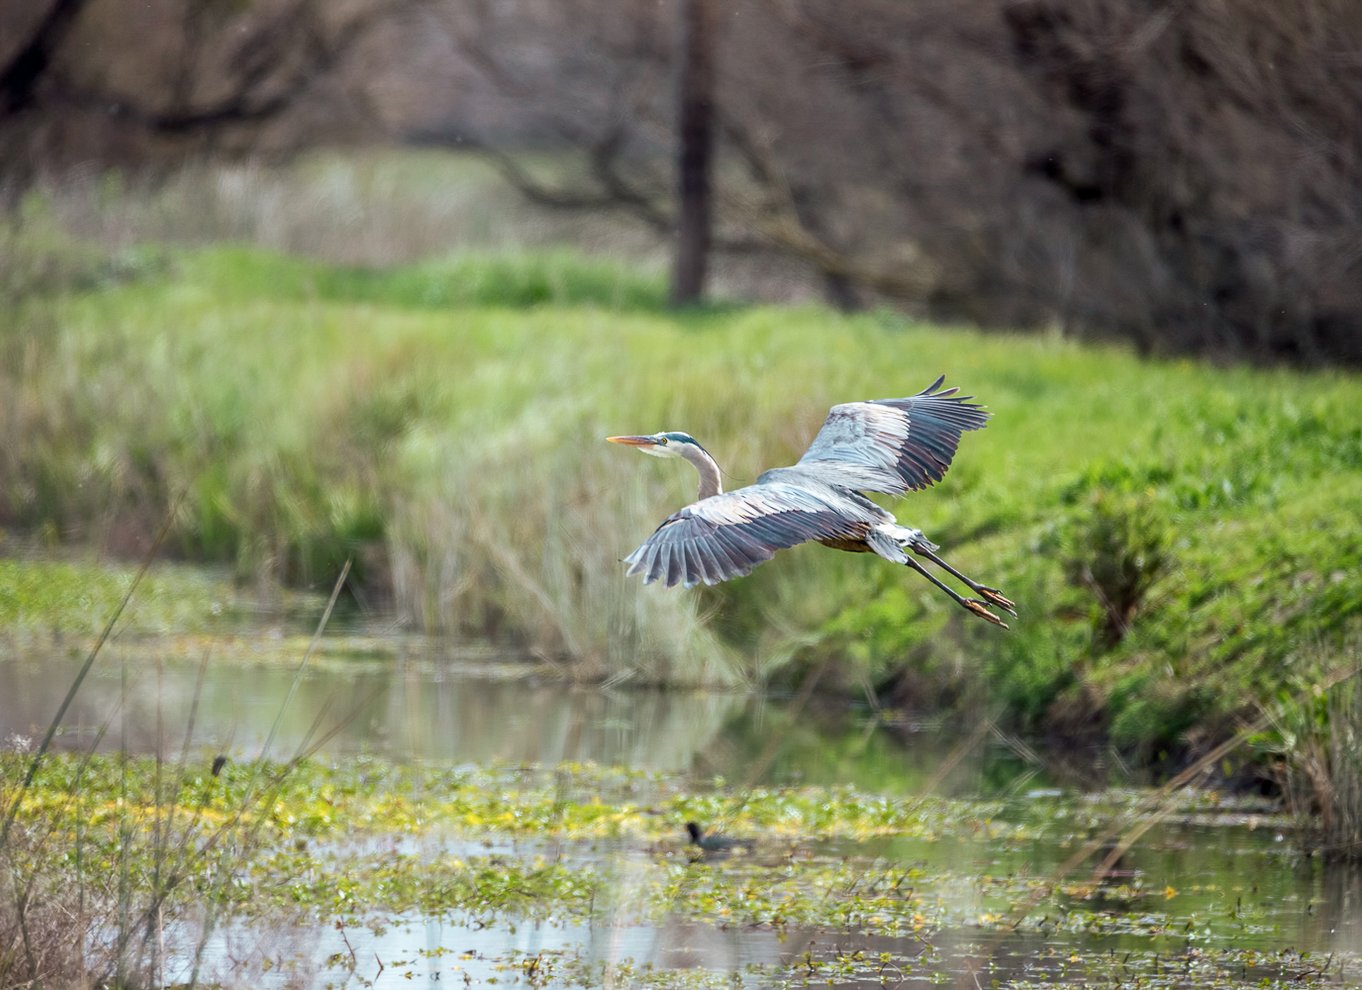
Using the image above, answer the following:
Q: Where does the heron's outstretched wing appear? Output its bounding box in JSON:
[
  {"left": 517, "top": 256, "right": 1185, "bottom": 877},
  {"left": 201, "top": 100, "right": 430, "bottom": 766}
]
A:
[
  {"left": 795, "top": 376, "right": 989, "bottom": 495},
  {"left": 623, "top": 483, "right": 864, "bottom": 588}
]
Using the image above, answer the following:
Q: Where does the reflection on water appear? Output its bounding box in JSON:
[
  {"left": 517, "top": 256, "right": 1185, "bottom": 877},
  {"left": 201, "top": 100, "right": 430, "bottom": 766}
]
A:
[
  {"left": 0, "top": 641, "right": 748, "bottom": 771},
  {"left": 0, "top": 639, "right": 1035, "bottom": 792}
]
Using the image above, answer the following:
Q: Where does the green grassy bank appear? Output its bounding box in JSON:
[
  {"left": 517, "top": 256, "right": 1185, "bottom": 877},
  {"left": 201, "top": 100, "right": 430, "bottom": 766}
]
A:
[{"left": 3, "top": 240, "right": 1361, "bottom": 757}]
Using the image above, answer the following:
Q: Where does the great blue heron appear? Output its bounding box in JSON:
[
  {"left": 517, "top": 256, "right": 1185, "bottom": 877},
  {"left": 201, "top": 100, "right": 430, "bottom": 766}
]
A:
[{"left": 607, "top": 375, "right": 1016, "bottom": 627}]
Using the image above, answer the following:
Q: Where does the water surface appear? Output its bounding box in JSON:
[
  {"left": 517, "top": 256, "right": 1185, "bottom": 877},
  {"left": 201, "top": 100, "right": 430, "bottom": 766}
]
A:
[{"left": 3, "top": 637, "right": 1359, "bottom": 988}]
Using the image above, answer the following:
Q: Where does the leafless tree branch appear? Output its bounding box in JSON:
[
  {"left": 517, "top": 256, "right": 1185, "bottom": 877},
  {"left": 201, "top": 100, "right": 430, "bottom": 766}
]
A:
[{"left": 0, "top": 0, "right": 91, "bottom": 114}]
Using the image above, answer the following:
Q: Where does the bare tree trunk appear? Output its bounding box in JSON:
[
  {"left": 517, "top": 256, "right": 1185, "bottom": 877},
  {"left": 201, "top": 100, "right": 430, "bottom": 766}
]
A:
[
  {"left": 0, "top": 0, "right": 90, "bottom": 115},
  {"left": 670, "top": 0, "right": 714, "bottom": 306}
]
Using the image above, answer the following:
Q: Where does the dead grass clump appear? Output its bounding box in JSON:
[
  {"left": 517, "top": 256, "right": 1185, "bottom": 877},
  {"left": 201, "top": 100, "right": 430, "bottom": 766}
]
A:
[
  {"left": 1266, "top": 659, "right": 1362, "bottom": 861},
  {"left": 0, "top": 838, "right": 90, "bottom": 989}
]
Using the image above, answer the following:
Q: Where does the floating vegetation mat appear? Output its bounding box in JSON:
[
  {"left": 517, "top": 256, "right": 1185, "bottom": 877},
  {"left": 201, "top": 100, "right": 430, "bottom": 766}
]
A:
[{"left": 1, "top": 755, "right": 1355, "bottom": 988}]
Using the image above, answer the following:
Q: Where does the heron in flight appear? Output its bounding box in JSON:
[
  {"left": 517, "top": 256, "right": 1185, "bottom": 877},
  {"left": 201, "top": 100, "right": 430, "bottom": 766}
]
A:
[{"left": 607, "top": 376, "right": 1015, "bottom": 626}]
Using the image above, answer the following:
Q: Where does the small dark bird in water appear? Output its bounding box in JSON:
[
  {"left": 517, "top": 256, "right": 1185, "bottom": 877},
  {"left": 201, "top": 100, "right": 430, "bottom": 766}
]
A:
[
  {"left": 685, "top": 821, "right": 752, "bottom": 854},
  {"left": 608, "top": 377, "right": 1015, "bottom": 626},
  {"left": 210, "top": 754, "right": 228, "bottom": 777}
]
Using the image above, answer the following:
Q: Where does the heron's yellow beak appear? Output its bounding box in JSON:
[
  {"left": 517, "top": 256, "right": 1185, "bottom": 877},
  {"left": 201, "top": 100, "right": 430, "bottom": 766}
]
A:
[{"left": 606, "top": 435, "right": 659, "bottom": 447}]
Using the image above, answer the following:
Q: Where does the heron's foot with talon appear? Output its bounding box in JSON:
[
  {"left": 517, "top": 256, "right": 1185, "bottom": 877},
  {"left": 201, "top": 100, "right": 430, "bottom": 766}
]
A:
[
  {"left": 978, "top": 586, "right": 1017, "bottom": 616},
  {"left": 963, "top": 599, "right": 1009, "bottom": 628}
]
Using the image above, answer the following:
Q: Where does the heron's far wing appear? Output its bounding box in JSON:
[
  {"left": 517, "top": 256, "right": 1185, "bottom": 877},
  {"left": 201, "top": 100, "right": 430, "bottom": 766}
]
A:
[
  {"left": 795, "top": 376, "right": 990, "bottom": 495},
  {"left": 623, "top": 483, "right": 860, "bottom": 589}
]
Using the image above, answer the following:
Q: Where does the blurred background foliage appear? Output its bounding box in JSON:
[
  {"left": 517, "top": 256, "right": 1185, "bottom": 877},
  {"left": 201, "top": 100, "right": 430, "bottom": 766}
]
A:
[
  {"left": 3, "top": 0, "right": 1362, "bottom": 767},
  {"left": 4, "top": 0, "right": 1362, "bottom": 360}
]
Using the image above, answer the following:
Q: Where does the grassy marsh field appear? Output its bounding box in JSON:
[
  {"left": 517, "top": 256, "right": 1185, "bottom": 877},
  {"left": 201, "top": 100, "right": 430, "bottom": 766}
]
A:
[
  {"left": 4, "top": 226, "right": 1361, "bottom": 758},
  {"left": 3, "top": 150, "right": 1362, "bottom": 744}
]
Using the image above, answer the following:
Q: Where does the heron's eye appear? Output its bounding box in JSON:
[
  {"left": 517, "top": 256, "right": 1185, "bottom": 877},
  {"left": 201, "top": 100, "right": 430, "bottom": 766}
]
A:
[{"left": 657, "top": 436, "right": 668, "bottom": 445}]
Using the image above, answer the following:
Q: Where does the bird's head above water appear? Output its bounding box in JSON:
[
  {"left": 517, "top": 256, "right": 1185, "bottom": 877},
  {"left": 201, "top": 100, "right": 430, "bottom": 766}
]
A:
[{"left": 606, "top": 432, "right": 707, "bottom": 460}]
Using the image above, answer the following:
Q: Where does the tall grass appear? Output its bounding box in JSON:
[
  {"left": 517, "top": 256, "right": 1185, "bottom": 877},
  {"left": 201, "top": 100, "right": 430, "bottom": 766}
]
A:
[
  {"left": 6, "top": 151, "right": 665, "bottom": 269},
  {"left": 0, "top": 553, "right": 352, "bottom": 988},
  {"left": 5, "top": 225, "right": 1362, "bottom": 738},
  {"left": 2, "top": 150, "right": 821, "bottom": 303},
  {"left": 1264, "top": 659, "right": 1362, "bottom": 860}
]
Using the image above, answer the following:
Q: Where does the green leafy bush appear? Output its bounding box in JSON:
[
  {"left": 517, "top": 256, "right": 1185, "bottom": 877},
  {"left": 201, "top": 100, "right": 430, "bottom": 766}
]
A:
[{"left": 1062, "top": 489, "right": 1174, "bottom": 648}]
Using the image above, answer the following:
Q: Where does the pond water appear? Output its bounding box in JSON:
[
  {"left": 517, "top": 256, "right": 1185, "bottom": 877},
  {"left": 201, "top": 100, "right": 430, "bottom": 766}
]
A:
[
  {"left": 0, "top": 634, "right": 1035, "bottom": 792},
  {"left": 3, "top": 637, "right": 1361, "bottom": 988}
]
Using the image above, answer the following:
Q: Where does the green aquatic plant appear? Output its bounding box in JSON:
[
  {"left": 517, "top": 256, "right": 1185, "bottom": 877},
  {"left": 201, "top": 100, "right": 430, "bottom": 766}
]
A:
[{"left": 4, "top": 750, "right": 1351, "bottom": 988}]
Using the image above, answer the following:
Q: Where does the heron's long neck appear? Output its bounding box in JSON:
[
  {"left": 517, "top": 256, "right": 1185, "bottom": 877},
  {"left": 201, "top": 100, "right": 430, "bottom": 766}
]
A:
[{"left": 680, "top": 445, "right": 723, "bottom": 500}]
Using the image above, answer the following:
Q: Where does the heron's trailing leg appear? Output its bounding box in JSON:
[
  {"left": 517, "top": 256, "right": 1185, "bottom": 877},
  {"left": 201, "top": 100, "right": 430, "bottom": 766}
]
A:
[
  {"left": 910, "top": 543, "right": 1017, "bottom": 617},
  {"left": 900, "top": 554, "right": 1010, "bottom": 628}
]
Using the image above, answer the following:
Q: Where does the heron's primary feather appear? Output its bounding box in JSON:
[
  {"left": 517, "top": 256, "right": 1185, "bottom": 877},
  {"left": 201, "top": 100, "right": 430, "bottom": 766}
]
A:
[
  {"left": 623, "top": 481, "right": 873, "bottom": 588},
  {"left": 794, "top": 375, "right": 989, "bottom": 495}
]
